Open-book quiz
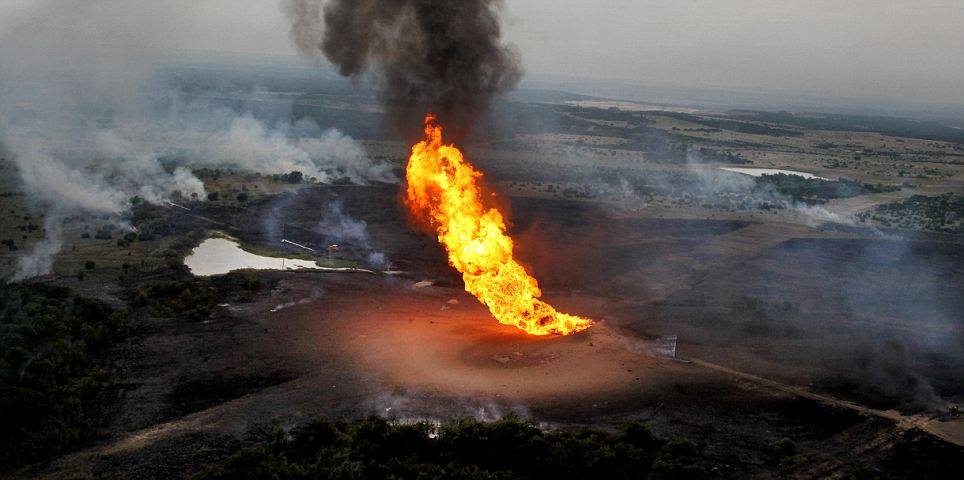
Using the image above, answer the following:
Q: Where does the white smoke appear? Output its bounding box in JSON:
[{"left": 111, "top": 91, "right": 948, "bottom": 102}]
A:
[
  {"left": 318, "top": 200, "right": 389, "bottom": 269},
  {"left": 683, "top": 148, "right": 869, "bottom": 228},
  {"left": 366, "top": 390, "right": 529, "bottom": 423},
  {"left": 0, "top": 1, "right": 395, "bottom": 281},
  {"left": 12, "top": 213, "right": 64, "bottom": 282},
  {"left": 173, "top": 110, "right": 395, "bottom": 185}
]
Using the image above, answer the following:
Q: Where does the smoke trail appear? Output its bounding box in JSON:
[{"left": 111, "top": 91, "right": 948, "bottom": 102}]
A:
[{"left": 284, "top": 0, "right": 523, "bottom": 140}]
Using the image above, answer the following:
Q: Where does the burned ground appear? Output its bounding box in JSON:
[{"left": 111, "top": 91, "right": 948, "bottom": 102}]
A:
[{"left": 9, "top": 181, "right": 961, "bottom": 479}]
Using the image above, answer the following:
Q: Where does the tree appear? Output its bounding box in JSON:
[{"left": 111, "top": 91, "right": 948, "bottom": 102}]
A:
[{"left": 282, "top": 171, "right": 304, "bottom": 184}]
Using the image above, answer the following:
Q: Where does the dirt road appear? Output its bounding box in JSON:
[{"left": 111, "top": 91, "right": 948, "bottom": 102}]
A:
[{"left": 686, "top": 357, "right": 963, "bottom": 447}]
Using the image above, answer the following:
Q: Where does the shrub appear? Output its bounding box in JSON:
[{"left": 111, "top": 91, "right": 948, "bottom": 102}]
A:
[
  {"left": 280, "top": 171, "right": 304, "bottom": 184},
  {"left": 133, "top": 274, "right": 264, "bottom": 320},
  {"left": 193, "top": 418, "right": 707, "bottom": 480},
  {"left": 0, "top": 284, "right": 126, "bottom": 471},
  {"left": 766, "top": 437, "right": 801, "bottom": 466},
  {"left": 94, "top": 227, "right": 113, "bottom": 240}
]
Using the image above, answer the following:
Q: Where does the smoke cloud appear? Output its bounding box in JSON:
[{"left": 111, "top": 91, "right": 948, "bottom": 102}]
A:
[
  {"left": 11, "top": 213, "right": 64, "bottom": 282},
  {"left": 0, "top": 1, "right": 395, "bottom": 281},
  {"left": 284, "top": 0, "right": 523, "bottom": 140},
  {"left": 318, "top": 200, "right": 389, "bottom": 269}
]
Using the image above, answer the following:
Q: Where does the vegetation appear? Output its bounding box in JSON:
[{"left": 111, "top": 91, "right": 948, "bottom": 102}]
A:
[
  {"left": 646, "top": 111, "right": 803, "bottom": 137},
  {"left": 194, "top": 417, "right": 709, "bottom": 480},
  {"left": 0, "top": 284, "right": 126, "bottom": 472},
  {"left": 757, "top": 174, "right": 899, "bottom": 204},
  {"left": 279, "top": 171, "right": 305, "bottom": 184},
  {"left": 732, "top": 110, "right": 964, "bottom": 144},
  {"left": 94, "top": 225, "right": 113, "bottom": 240},
  {"left": 766, "top": 437, "right": 801, "bottom": 466},
  {"left": 692, "top": 147, "right": 750, "bottom": 165},
  {"left": 133, "top": 271, "right": 264, "bottom": 320},
  {"left": 857, "top": 193, "right": 963, "bottom": 233}
]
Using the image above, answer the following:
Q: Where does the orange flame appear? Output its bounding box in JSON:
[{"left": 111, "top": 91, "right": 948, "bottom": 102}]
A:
[{"left": 405, "top": 115, "right": 593, "bottom": 336}]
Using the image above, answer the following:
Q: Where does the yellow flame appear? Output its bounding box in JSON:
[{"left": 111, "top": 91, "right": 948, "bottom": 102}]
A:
[{"left": 405, "top": 115, "right": 593, "bottom": 336}]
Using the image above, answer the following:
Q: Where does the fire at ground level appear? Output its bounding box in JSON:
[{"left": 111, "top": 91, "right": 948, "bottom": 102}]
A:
[{"left": 13, "top": 184, "right": 964, "bottom": 479}]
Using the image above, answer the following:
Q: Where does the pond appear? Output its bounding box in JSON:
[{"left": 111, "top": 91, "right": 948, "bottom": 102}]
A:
[
  {"left": 184, "top": 238, "right": 324, "bottom": 276},
  {"left": 720, "top": 167, "right": 829, "bottom": 180}
]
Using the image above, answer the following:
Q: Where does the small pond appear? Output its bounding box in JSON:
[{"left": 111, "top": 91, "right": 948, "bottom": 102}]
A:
[
  {"left": 184, "top": 238, "right": 322, "bottom": 276},
  {"left": 720, "top": 167, "right": 829, "bottom": 180}
]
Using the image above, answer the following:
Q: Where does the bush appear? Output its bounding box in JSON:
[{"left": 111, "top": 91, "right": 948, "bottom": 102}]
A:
[
  {"left": 766, "top": 437, "right": 801, "bottom": 466},
  {"left": 649, "top": 440, "right": 710, "bottom": 480},
  {"left": 756, "top": 174, "right": 898, "bottom": 205},
  {"left": 280, "top": 171, "right": 304, "bottom": 184},
  {"left": 133, "top": 273, "right": 264, "bottom": 320},
  {"left": 0, "top": 284, "right": 126, "bottom": 471},
  {"left": 94, "top": 227, "right": 113, "bottom": 240},
  {"left": 193, "top": 418, "right": 706, "bottom": 480}
]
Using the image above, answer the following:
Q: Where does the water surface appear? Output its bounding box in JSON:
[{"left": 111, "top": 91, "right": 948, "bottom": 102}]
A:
[
  {"left": 721, "top": 167, "right": 829, "bottom": 180},
  {"left": 184, "top": 238, "right": 320, "bottom": 276}
]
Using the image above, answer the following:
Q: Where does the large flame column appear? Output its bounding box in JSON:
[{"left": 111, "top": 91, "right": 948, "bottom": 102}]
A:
[{"left": 405, "top": 115, "right": 592, "bottom": 336}]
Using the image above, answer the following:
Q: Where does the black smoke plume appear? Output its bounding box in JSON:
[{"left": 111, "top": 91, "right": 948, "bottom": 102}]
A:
[{"left": 285, "top": 0, "right": 522, "bottom": 141}]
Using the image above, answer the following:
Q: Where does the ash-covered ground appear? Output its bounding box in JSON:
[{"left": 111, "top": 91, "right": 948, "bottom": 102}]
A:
[{"left": 7, "top": 177, "right": 962, "bottom": 479}]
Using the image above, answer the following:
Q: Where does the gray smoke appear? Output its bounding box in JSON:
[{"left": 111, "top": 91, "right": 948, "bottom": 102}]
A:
[
  {"left": 318, "top": 200, "right": 388, "bottom": 269},
  {"left": 0, "top": 1, "right": 395, "bottom": 281},
  {"left": 682, "top": 150, "right": 869, "bottom": 228},
  {"left": 11, "top": 213, "right": 64, "bottom": 282},
  {"left": 821, "top": 340, "right": 943, "bottom": 412},
  {"left": 366, "top": 389, "right": 529, "bottom": 423},
  {"left": 284, "top": 0, "right": 523, "bottom": 140}
]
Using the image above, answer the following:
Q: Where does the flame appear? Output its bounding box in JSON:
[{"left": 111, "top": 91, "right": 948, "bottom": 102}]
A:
[{"left": 405, "top": 115, "right": 593, "bottom": 336}]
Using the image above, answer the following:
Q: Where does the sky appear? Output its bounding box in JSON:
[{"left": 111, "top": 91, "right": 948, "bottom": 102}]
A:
[{"left": 0, "top": 0, "right": 962, "bottom": 108}]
